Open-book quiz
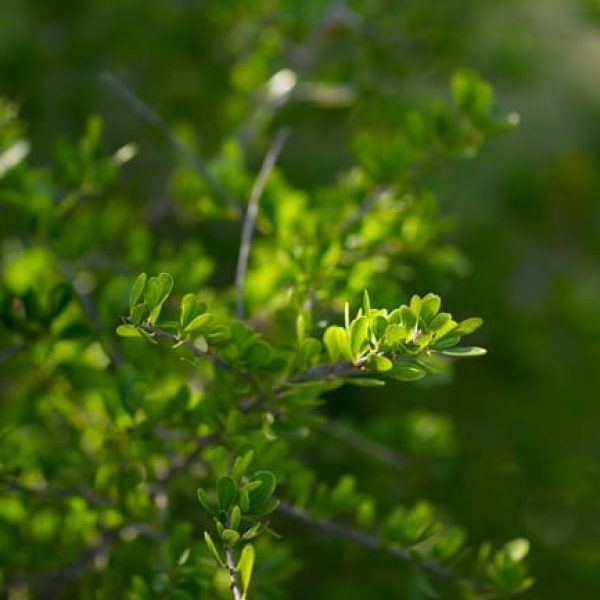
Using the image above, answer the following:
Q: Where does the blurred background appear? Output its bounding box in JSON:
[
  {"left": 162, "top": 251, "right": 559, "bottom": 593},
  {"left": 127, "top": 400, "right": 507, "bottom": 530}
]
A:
[{"left": 2, "top": 0, "right": 600, "bottom": 598}]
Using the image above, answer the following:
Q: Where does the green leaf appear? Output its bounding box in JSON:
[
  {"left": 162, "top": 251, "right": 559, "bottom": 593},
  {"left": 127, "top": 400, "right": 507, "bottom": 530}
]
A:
[
  {"left": 390, "top": 364, "right": 426, "bottom": 381},
  {"left": 429, "top": 313, "right": 455, "bottom": 336},
  {"left": 363, "top": 289, "right": 371, "bottom": 315},
  {"left": 241, "top": 523, "right": 262, "bottom": 541},
  {"left": 420, "top": 293, "right": 441, "bottom": 324},
  {"left": 217, "top": 476, "right": 237, "bottom": 512},
  {"left": 230, "top": 505, "right": 241, "bottom": 531},
  {"left": 232, "top": 449, "right": 255, "bottom": 480},
  {"left": 384, "top": 323, "right": 406, "bottom": 346},
  {"left": 129, "top": 273, "right": 146, "bottom": 312},
  {"left": 248, "top": 497, "right": 280, "bottom": 516},
  {"left": 145, "top": 272, "right": 174, "bottom": 324},
  {"left": 184, "top": 313, "right": 215, "bottom": 334},
  {"left": 130, "top": 303, "right": 149, "bottom": 325},
  {"left": 368, "top": 354, "right": 393, "bottom": 372},
  {"left": 432, "top": 334, "right": 461, "bottom": 349},
  {"left": 248, "top": 471, "right": 276, "bottom": 505},
  {"left": 116, "top": 324, "right": 142, "bottom": 338},
  {"left": 180, "top": 293, "right": 199, "bottom": 328},
  {"left": 239, "top": 489, "right": 250, "bottom": 512},
  {"left": 409, "top": 295, "right": 422, "bottom": 319},
  {"left": 237, "top": 543, "right": 255, "bottom": 597},
  {"left": 221, "top": 529, "right": 240, "bottom": 545},
  {"left": 323, "top": 326, "right": 353, "bottom": 362},
  {"left": 204, "top": 531, "right": 223, "bottom": 565},
  {"left": 197, "top": 488, "right": 217, "bottom": 515},
  {"left": 349, "top": 316, "right": 369, "bottom": 357},
  {"left": 439, "top": 346, "right": 486, "bottom": 357},
  {"left": 400, "top": 305, "right": 418, "bottom": 334},
  {"left": 456, "top": 317, "right": 483, "bottom": 335}
]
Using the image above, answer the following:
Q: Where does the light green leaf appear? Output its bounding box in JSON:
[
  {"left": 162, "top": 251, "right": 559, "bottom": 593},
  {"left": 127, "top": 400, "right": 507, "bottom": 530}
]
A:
[
  {"left": 128, "top": 273, "right": 146, "bottom": 312},
  {"left": 180, "top": 293, "right": 198, "bottom": 328},
  {"left": 323, "top": 326, "right": 353, "bottom": 362},
  {"left": 420, "top": 293, "right": 442, "bottom": 323},
  {"left": 456, "top": 317, "right": 483, "bottom": 335},
  {"left": 184, "top": 313, "right": 215, "bottom": 334},
  {"left": 221, "top": 529, "right": 240, "bottom": 545},
  {"left": 204, "top": 531, "right": 223, "bottom": 565},
  {"left": 116, "top": 324, "right": 141, "bottom": 338},
  {"left": 232, "top": 449, "right": 255, "bottom": 480},
  {"left": 230, "top": 505, "right": 241, "bottom": 531},
  {"left": 390, "top": 364, "right": 426, "bottom": 382},
  {"left": 439, "top": 346, "right": 486, "bottom": 357},
  {"left": 368, "top": 354, "right": 393, "bottom": 372},
  {"left": 237, "top": 543, "right": 255, "bottom": 597},
  {"left": 384, "top": 323, "right": 406, "bottom": 346},
  {"left": 349, "top": 316, "right": 369, "bottom": 358}
]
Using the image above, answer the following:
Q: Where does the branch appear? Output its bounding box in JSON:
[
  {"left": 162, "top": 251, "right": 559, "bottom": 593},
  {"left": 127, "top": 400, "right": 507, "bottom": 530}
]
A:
[
  {"left": 138, "top": 321, "right": 241, "bottom": 376},
  {"left": 278, "top": 501, "right": 488, "bottom": 596},
  {"left": 235, "top": 127, "right": 289, "bottom": 319},
  {"left": 100, "top": 71, "right": 239, "bottom": 214},
  {"left": 239, "top": 359, "right": 367, "bottom": 414},
  {"left": 4, "top": 523, "right": 157, "bottom": 599},
  {"left": 2, "top": 478, "right": 112, "bottom": 507},
  {"left": 318, "top": 421, "right": 409, "bottom": 471},
  {"left": 340, "top": 184, "right": 392, "bottom": 232},
  {"left": 225, "top": 544, "right": 243, "bottom": 600}
]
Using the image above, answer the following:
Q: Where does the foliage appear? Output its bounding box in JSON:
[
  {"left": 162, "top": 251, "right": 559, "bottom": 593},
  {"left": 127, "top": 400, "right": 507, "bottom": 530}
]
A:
[{"left": 5, "top": 1, "right": 600, "bottom": 598}]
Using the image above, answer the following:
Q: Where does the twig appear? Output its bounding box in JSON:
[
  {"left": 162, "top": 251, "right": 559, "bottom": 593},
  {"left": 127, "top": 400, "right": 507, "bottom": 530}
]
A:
[
  {"left": 278, "top": 500, "right": 488, "bottom": 596},
  {"left": 2, "top": 478, "right": 112, "bottom": 507},
  {"left": 340, "top": 184, "right": 392, "bottom": 232},
  {"left": 319, "top": 421, "right": 409, "bottom": 471},
  {"left": 225, "top": 544, "right": 243, "bottom": 600},
  {"left": 235, "top": 128, "right": 289, "bottom": 319},
  {"left": 239, "top": 359, "right": 367, "bottom": 414},
  {"left": 4, "top": 523, "right": 157, "bottom": 599},
  {"left": 138, "top": 321, "right": 243, "bottom": 378},
  {"left": 100, "top": 71, "right": 239, "bottom": 214}
]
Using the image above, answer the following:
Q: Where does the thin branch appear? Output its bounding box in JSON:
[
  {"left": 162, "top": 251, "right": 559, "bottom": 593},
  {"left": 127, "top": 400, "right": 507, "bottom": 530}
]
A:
[
  {"left": 138, "top": 321, "right": 244, "bottom": 379},
  {"left": 225, "top": 544, "right": 243, "bottom": 600},
  {"left": 239, "top": 359, "right": 367, "bottom": 414},
  {"left": 278, "top": 500, "right": 488, "bottom": 596},
  {"left": 4, "top": 523, "right": 157, "bottom": 599},
  {"left": 2, "top": 478, "right": 112, "bottom": 507},
  {"left": 235, "top": 128, "right": 289, "bottom": 319},
  {"left": 100, "top": 71, "right": 239, "bottom": 214},
  {"left": 319, "top": 421, "right": 409, "bottom": 471},
  {"left": 340, "top": 184, "right": 392, "bottom": 232}
]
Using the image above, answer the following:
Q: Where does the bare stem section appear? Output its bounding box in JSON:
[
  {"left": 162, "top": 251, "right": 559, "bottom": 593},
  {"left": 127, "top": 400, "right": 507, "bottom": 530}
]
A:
[{"left": 235, "top": 128, "right": 289, "bottom": 319}]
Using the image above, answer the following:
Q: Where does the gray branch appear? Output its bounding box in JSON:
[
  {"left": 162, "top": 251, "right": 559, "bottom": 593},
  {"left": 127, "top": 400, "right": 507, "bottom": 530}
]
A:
[
  {"left": 278, "top": 500, "right": 488, "bottom": 596},
  {"left": 235, "top": 127, "right": 289, "bottom": 319},
  {"left": 101, "top": 71, "right": 239, "bottom": 214}
]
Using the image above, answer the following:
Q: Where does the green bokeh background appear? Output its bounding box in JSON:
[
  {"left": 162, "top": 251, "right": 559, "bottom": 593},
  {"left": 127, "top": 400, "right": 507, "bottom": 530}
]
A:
[{"left": 2, "top": 0, "right": 600, "bottom": 598}]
